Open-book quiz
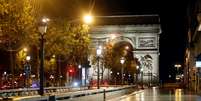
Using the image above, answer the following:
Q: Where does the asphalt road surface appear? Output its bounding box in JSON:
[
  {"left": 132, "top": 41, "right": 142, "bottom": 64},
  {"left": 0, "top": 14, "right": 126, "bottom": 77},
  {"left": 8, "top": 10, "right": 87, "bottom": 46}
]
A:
[
  {"left": 58, "top": 87, "right": 201, "bottom": 101},
  {"left": 108, "top": 87, "right": 201, "bottom": 101}
]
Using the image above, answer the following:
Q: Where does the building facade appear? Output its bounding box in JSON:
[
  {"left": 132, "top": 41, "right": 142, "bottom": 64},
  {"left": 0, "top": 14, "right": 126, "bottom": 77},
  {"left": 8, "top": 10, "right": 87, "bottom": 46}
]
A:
[{"left": 185, "top": 0, "right": 201, "bottom": 91}]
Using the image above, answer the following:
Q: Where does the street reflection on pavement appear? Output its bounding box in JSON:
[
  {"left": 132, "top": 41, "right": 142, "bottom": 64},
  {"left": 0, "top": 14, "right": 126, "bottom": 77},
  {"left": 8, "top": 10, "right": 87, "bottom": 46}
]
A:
[{"left": 109, "top": 87, "right": 201, "bottom": 101}]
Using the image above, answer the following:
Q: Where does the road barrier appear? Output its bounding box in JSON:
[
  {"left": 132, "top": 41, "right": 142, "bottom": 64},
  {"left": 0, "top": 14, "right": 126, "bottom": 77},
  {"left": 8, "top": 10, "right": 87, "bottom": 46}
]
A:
[
  {"left": 7, "top": 85, "right": 136, "bottom": 101},
  {"left": 0, "top": 86, "right": 88, "bottom": 99}
]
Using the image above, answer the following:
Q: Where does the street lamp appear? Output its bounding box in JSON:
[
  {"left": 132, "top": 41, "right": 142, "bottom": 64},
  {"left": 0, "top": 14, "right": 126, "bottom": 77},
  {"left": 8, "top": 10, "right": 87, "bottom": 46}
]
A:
[
  {"left": 78, "top": 64, "right": 82, "bottom": 85},
  {"left": 120, "top": 57, "right": 125, "bottom": 86},
  {"left": 116, "top": 72, "right": 120, "bottom": 86},
  {"left": 83, "top": 14, "right": 93, "bottom": 24},
  {"left": 125, "top": 46, "right": 129, "bottom": 50},
  {"left": 109, "top": 71, "right": 113, "bottom": 81},
  {"left": 136, "top": 65, "right": 139, "bottom": 85},
  {"left": 38, "top": 17, "right": 49, "bottom": 96},
  {"left": 175, "top": 64, "right": 181, "bottom": 73},
  {"left": 23, "top": 48, "right": 28, "bottom": 52},
  {"left": 140, "top": 68, "right": 144, "bottom": 89},
  {"left": 26, "top": 56, "right": 31, "bottom": 61},
  {"left": 49, "top": 75, "right": 54, "bottom": 87},
  {"left": 96, "top": 46, "right": 102, "bottom": 89},
  {"left": 25, "top": 55, "right": 31, "bottom": 88},
  {"left": 174, "top": 64, "right": 182, "bottom": 83}
]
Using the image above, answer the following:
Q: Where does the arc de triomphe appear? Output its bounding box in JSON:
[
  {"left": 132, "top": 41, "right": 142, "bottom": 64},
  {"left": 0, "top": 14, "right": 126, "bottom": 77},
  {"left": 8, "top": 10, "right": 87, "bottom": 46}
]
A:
[{"left": 85, "top": 15, "right": 161, "bottom": 85}]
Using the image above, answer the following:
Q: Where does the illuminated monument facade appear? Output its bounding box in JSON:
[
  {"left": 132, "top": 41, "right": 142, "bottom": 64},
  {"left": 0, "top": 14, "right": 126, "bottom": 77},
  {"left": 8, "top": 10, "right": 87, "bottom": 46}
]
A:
[{"left": 85, "top": 15, "right": 161, "bottom": 85}]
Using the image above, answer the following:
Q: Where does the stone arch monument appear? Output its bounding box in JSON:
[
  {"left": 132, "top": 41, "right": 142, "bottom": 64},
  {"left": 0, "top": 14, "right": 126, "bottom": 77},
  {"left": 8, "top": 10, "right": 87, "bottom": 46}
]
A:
[{"left": 87, "top": 15, "right": 161, "bottom": 85}]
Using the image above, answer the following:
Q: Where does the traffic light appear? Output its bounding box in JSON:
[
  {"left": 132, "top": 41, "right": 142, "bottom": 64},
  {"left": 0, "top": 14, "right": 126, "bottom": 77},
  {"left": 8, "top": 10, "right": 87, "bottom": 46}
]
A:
[
  {"left": 69, "top": 69, "right": 73, "bottom": 73},
  {"left": 68, "top": 67, "right": 75, "bottom": 76}
]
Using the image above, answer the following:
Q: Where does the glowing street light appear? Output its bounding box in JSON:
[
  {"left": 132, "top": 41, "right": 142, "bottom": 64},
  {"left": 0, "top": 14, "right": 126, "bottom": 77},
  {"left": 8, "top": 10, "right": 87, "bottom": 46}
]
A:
[
  {"left": 117, "top": 72, "right": 120, "bottom": 75},
  {"left": 38, "top": 17, "right": 49, "bottom": 96},
  {"left": 140, "top": 68, "right": 144, "bottom": 89},
  {"left": 136, "top": 65, "right": 139, "bottom": 69},
  {"left": 3, "top": 72, "right": 7, "bottom": 75},
  {"left": 78, "top": 64, "right": 82, "bottom": 84},
  {"left": 96, "top": 46, "right": 102, "bottom": 89},
  {"left": 83, "top": 14, "right": 93, "bottom": 24},
  {"left": 136, "top": 65, "right": 140, "bottom": 85},
  {"left": 42, "top": 18, "right": 50, "bottom": 23},
  {"left": 120, "top": 57, "right": 125, "bottom": 85},
  {"left": 78, "top": 65, "right": 81, "bottom": 69},
  {"left": 125, "top": 46, "right": 129, "bottom": 50},
  {"left": 174, "top": 64, "right": 181, "bottom": 68},
  {"left": 26, "top": 56, "right": 31, "bottom": 61},
  {"left": 23, "top": 48, "right": 28, "bottom": 52},
  {"left": 174, "top": 64, "right": 182, "bottom": 75}
]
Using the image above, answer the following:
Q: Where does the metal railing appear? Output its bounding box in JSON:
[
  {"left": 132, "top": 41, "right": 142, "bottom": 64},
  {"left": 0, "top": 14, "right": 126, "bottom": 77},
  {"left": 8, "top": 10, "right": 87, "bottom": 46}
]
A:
[
  {"left": 8, "top": 85, "right": 136, "bottom": 101},
  {"left": 0, "top": 86, "right": 89, "bottom": 99}
]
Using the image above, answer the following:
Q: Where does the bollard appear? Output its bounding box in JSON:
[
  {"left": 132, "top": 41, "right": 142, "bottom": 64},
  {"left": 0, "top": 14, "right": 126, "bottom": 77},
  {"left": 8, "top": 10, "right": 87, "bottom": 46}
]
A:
[
  {"left": 49, "top": 95, "right": 56, "bottom": 101},
  {"left": 103, "top": 89, "right": 106, "bottom": 101}
]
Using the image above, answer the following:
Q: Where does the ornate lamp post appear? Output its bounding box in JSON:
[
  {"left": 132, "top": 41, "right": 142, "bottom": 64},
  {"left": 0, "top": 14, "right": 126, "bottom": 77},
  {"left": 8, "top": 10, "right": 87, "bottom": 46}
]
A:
[
  {"left": 78, "top": 64, "right": 82, "bottom": 86},
  {"left": 120, "top": 57, "right": 125, "bottom": 86},
  {"left": 25, "top": 55, "right": 31, "bottom": 88},
  {"left": 38, "top": 17, "right": 49, "bottom": 96},
  {"left": 175, "top": 64, "right": 182, "bottom": 74},
  {"left": 96, "top": 46, "right": 102, "bottom": 89},
  {"left": 116, "top": 72, "right": 120, "bottom": 86},
  {"left": 140, "top": 68, "right": 144, "bottom": 89},
  {"left": 136, "top": 65, "right": 139, "bottom": 85}
]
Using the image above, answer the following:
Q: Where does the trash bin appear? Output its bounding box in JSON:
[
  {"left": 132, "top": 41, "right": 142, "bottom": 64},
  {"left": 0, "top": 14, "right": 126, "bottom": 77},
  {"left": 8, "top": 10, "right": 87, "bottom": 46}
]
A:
[{"left": 49, "top": 95, "right": 56, "bottom": 101}]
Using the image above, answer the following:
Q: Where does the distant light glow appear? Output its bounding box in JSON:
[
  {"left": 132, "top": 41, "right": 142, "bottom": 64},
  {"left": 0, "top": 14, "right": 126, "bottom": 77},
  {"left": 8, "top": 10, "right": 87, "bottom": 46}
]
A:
[
  {"left": 23, "top": 48, "right": 27, "bottom": 52},
  {"left": 50, "top": 75, "right": 54, "bottom": 79},
  {"left": 78, "top": 65, "right": 81, "bottom": 69},
  {"left": 97, "top": 46, "right": 102, "bottom": 56},
  {"left": 69, "top": 69, "right": 73, "bottom": 73},
  {"left": 26, "top": 56, "right": 31, "bottom": 61},
  {"left": 174, "top": 64, "right": 181, "bottom": 68},
  {"left": 125, "top": 46, "right": 129, "bottom": 50},
  {"left": 117, "top": 72, "right": 120, "bottom": 75},
  {"left": 176, "top": 77, "right": 180, "bottom": 80},
  {"left": 83, "top": 15, "right": 93, "bottom": 24},
  {"left": 73, "top": 82, "right": 78, "bottom": 87},
  {"left": 140, "top": 68, "right": 143, "bottom": 72},
  {"left": 4, "top": 72, "right": 6, "bottom": 75},
  {"left": 136, "top": 66, "right": 139, "bottom": 69},
  {"left": 42, "top": 17, "right": 50, "bottom": 23},
  {"left": 120, "top": 57, "right": 125, "bottom": 64},
  {"left": 31, "top": 75, "right": 36, "bottom": 78}
]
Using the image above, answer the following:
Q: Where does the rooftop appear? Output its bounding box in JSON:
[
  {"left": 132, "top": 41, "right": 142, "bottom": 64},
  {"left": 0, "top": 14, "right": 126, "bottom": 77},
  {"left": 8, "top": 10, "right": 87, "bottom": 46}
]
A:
[{"left": 91, "top": 14, "right": 160, "bottom": 25}]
